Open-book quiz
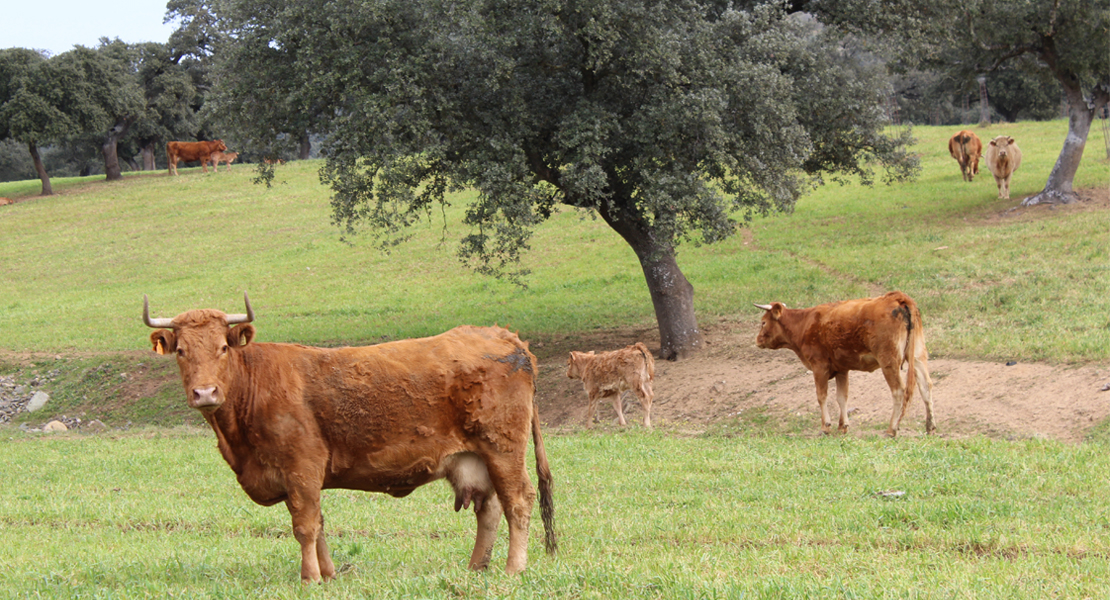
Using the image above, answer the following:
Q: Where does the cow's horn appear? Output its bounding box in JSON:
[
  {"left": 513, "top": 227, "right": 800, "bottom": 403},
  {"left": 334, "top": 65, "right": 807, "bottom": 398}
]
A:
[
  {"left": 225, "top": 292, "right": 254, "bottom": 324},
  {"left": 143, "top": 295, "right": 175, "bottom": 328},
  {"left": 753, "top": 303, "right": 773, "bottom": 311}
]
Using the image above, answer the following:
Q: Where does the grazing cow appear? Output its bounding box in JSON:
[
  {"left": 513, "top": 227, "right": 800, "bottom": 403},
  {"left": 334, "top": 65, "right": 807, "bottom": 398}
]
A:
[
  {"left": 143, "top": 294, "right": 556, "bottom": 582},
  {"left": 167, "top": 140, "right": 227, "bottom": 175},
  {"left": 985, "top": 136, "right": 1022, "bottom": 200},
  {"left": 754, "top": 291, "right": 935, "bottom": 438},
  {"left": 948, "top": 130, "right": 982, "bottom": 182},
  {"left": 263, "top": 157, "right": 285, "bottom": 165},
  {"left": 210, "top": 151, "right": 239, "bottom": 172},
  {"left": 566, "top": 342, "right": 655, "bottom": 428}
]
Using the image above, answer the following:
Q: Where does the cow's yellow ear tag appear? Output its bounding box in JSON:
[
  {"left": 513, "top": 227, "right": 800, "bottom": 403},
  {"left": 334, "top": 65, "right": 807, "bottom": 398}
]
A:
[{"left": 155, "top": 339, "right": 167, "bottom": 355}]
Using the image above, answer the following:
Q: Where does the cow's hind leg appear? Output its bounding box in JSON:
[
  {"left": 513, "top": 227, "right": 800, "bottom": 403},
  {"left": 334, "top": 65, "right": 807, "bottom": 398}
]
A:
[
  {"left": 813, "top": 372, "right": 833, "bottom": 434},
  {"left": 637, "top": 378, "right": 654, "bottom": 429},
  {"left": 609, "top": 390, "right": 628, "bottom": 426},
  {"left": 833, "top": 372, "right": 850, "bottom": 433},
  {"left": 445, "top": 452, "right": 502, "bottom": 570},
  {"left": 881, "top": 365, "right": 908, "bottom": 438},
  {"left": 484, "top": 454, "right": 536, "bottom": 574}
]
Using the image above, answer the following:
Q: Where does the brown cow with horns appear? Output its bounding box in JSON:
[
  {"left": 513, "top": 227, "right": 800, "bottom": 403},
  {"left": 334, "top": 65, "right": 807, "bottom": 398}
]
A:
[
  {"left": 754, "top": 291, "right": 936, "bottom": 438},
  {"left": 143, "top": 294, "right": 556, "bottom": 582}
]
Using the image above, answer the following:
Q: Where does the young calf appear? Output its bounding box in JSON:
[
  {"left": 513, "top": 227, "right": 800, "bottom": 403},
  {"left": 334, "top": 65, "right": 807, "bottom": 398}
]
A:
[
  {"left": 755, "top": 291, "right": 935, "bottom": 438},
  {"left": 566, "top": 342, "right": 655, "bottom": 428},
  {"left": 210, "top": 150, "right": 239, "bottom": 172}
]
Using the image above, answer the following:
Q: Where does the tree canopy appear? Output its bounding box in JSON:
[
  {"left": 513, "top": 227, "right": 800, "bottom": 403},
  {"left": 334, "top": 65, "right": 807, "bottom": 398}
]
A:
[{"left": 212, "top": 0, "right": 918, "bottom": 358}]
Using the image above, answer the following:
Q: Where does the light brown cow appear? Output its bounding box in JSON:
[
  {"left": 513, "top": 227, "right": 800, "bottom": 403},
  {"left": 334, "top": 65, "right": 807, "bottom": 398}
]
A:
[
  {"left": 985, "top": 135, "right": 1022, "bottom": 199},
  {"left": 167, "top": 140, "right": 227, "bottom": 175},
  {"left": 143, "top": 294, "right": 556, "bottom": 582},
  {"left": 566, "top": 342, "right": 655, "bottom": 428},
  {"left": 948, "top": 130, "right": 982, "bottom": 182},
  {"left": 209, "top": 150, "right": 239, "bottom": 172},
  {"left": 755, "top": 291, "right": 935, "bottom": 438}
]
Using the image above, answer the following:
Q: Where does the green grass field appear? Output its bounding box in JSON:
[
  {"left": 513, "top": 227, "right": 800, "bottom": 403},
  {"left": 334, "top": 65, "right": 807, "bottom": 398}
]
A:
[
  {"left": 1, "top": 120, "right": 1108, "bottom": 598},
  {"left": 0, "top": 428, "right": 1107, "bottom": 599}
]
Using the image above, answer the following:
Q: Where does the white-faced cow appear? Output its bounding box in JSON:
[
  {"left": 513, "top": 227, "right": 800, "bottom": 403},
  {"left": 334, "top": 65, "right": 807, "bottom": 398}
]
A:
[
  {"left": 755, "top": 291, "right": 935, "bottom": 438},
  {"left": 948, "top": 130, "right": 982, "bottom": 182},
  {"left": 985, "top": 136, "right": 1023, "bottom": 200},
  {"left": 566, "top": 342, "right": 655, "bottom": 428},
  {"left": 143, "top": 294, "right": 556, "bottom": 582}
]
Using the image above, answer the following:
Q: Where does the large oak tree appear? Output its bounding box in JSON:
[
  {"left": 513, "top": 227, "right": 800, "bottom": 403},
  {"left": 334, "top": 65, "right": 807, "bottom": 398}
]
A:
[{"left": 212, "top": 0, "right": 917, "bottom": 359}]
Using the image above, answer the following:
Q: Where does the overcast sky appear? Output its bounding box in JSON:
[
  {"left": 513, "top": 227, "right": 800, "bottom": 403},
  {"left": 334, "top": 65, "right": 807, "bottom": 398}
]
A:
[{"left": 2, "top": 2, "right": 177, "bottom": 56}]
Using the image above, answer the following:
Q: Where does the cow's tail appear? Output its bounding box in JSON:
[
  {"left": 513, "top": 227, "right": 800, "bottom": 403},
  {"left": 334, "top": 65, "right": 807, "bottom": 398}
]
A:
[
  {"left": 531, "top": 406, "right": 557, "bottom": 555},
  {"left": 634, "top": 342, "right": 656, "bottom": 379}
]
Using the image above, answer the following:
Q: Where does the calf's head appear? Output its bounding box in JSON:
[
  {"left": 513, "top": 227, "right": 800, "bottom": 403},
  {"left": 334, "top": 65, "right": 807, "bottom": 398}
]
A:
[
  {"left": 754, "top": 302, "right": 788, "bottom": 349},
  {"left": 565, "top": 351, "right": 594, "bottom": 380},
  {"left": 143, "top": 294, "right": 255, "bottom": 412},
  {"left": 990, "top": 136, "right": 1015, "bottom": 157}
]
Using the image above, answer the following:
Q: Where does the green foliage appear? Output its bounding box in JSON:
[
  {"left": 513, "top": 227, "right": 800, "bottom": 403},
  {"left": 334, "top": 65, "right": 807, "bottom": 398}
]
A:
[
  {"left": 0, "top": 430, "right": 1106, "bottom": 597},
  {"left": 212, "top": 0, "right": 917, "bottom": 282}
]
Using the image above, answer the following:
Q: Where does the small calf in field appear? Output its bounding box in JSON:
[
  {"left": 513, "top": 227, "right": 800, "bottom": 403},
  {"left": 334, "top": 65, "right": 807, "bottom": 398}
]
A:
[
  {"left": 210, "top": 150, "right": 239, "bottom": 172},
  {"left": 755, "top": 291, "right": 935, "bottom": 438},
  {"left": 566, "top": 342, "right": 655, "bottom": 428}
]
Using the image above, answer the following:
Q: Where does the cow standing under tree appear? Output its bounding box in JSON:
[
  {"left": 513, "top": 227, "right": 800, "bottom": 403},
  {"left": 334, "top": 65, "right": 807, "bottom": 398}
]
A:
[
  {"left": 166, "top": 140, "right": 227, "bottom": 175},
  {"left": 948, "top": 130, "right": 983, "bottom": 182},
  {"left": 754, "top": 291, "right": 936, "bottom": 438},
  {"left": 985, "top": 136, "right": 1023, "bottom": 200},
  {"left": 143, "top": 294, "right": 556, "bottom": 582}
]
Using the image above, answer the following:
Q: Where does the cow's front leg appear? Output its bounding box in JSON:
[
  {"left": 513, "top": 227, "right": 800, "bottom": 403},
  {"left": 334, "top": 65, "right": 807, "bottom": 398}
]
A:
[
  {"left": 813, "top": 372, "right": 832, "bottom": 434},
  {"left": 833, "top": 372, "right": 850, "bottom": 433},
  {"left": 286, "top": 487, "right": 333, "bottom": 583}
]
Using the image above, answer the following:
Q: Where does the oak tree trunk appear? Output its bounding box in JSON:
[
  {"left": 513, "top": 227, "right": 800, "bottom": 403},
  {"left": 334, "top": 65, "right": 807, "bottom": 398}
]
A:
[
  {"left": 599, "top": 200, "right": 704, "bottom": 361},
  {"left": 141, "top": 142, "right": 156, "bottom": 171},
  {"left": 28, "top": 141, "right": 52, "bottom": 196},
  {"left": 1024, "top": 84, "right": 1095, "bottom": 205},
  {"left": 102, "top": 118, "right": 133, "bottom": 181},
  {"left": 299, "top": 132, "right": 312, "bottom": 160}
]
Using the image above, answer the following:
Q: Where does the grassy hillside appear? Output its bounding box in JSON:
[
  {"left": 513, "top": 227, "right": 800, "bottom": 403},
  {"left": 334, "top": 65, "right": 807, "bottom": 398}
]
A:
[{"left": 1, "top": 120, "right": 1106, "bottom": 362}]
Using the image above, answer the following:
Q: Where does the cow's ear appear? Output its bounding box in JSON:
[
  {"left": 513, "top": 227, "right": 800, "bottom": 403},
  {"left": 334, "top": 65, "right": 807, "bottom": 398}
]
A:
[
  {"left": 989, "top": 138, "right": 997, "bottom": 146},
  {"left": 228, "top": 324, "right": 255, "bottom": 348},
  {"left": 1007, "top": 137, "right": 1015, "bottom": 144},
  {"left": 150, "top": 330, "right": 176, "bottom": 355},
  {"left": 769, "top": 302, "right": 785, "bottom": 320}
]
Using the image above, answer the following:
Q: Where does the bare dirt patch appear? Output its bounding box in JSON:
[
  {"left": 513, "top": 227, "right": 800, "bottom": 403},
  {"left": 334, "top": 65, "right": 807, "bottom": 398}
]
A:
[{"left": 532, "top": 319, "right": 1110, "bottom": 442}]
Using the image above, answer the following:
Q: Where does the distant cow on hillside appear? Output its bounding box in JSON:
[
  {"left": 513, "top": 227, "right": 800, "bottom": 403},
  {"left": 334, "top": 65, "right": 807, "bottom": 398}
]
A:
[
  {"left": 948, "top": 130, "right": 982, "bottom": 182},
  {"left": 210, "top": 151, "right": 239, "bottom": 172},
  {"left": 566, "top": 342, "right": 655, "bottom": 428},
  {"left": 167, "top": 140, "right": 227, "bottom": 175},
  {"left": 755, "top": 292, "right": 935, "bottom": 438},
  {"left": 985, "top": 136, "right": 1022, "bottom": 200}
]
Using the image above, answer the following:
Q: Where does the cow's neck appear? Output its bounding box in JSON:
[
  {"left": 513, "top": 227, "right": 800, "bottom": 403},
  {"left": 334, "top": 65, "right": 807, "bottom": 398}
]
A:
[
  {"left": 201, "top": 351, "right": 256, "bottom": 475},
  {"left": 776, "top": 309, "right": 812, "bottom": 354}
]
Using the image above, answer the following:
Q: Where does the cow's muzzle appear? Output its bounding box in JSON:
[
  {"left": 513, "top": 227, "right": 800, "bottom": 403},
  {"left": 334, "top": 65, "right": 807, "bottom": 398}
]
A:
[{"left": 191, "top": 387, "right": 222, "bottom": 410}]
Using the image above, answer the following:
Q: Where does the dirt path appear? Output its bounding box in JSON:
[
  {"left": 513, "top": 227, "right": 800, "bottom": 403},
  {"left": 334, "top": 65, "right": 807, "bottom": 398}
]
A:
[{"left": 533, "top": 319, "right": 1110, "bottom": 442}]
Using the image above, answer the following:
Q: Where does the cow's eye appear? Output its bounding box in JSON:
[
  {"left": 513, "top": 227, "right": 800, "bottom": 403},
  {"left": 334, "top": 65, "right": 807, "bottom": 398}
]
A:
[
  {"left": 221, "top": 344, "right": 229, "bottom": 354},
  {"left": 176, "top": 347, "right": 185, "bottom": 357}
]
